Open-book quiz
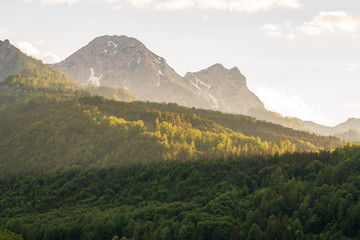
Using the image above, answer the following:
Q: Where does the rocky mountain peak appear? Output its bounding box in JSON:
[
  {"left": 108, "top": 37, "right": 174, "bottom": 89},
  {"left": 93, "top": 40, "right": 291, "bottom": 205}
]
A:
[
  {"left": 89, "top": 35, "right": 147, "bottom": 53},
  {"left": 54, "top": 35, "right": 264, "bottom": 115},
  {"left": 0, "top": 39, "right": 10, "bottom": 48},
  {"left": 183, "top": 64, "right": 263, "bottom": 114},
  {"left": 54, "top": 35, "right": 209, "bottom": 108}
]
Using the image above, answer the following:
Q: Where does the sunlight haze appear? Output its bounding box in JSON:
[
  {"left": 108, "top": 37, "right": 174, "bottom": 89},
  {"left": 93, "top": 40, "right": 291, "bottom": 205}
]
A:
[{"left": 1, "top": 0, "right": 359, "bottom": 126}]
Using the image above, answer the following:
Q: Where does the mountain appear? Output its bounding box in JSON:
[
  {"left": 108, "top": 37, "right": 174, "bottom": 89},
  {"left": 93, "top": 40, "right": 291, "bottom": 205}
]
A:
[
  {"left": 333, "top": 118, "right": 360, "bottom": 134},
  {"left": 54, "top": 35, "right": 264, "bottom": 114},
  {"left": 0, "top": 39, "right": 38, "bottom": 80},
  {"left": 1, "top": 36, "right": 359, "bottom": 240},
  {"left": 183, "top": 64, "right": 264, "bottom": 114},
  {"left": 0, "top": 40, "right": 134, "bottom": 110},
  {"left": 248, "top": 108, "right": 360, "bottom": 142},
  {"left": 54, "top": 35, "right": 209, "bottom": 109},
  {"left": 0, "top": 94, "right": 357, "bottom": 239},
  {"left": 334, "top": 129, "right": 360, "bottom": 142},
  {"left": 3, "top": 37, "right": 357, "bottom": 142}
]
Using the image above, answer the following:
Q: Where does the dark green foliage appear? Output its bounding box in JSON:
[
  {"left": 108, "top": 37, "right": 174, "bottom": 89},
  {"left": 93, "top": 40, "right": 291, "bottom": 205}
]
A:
[
  {"left": 0, "top": 56, "right": 354, "bottom": 240},
  {"left": 0, "top": 145, "right": 360, "bottom": 239}
]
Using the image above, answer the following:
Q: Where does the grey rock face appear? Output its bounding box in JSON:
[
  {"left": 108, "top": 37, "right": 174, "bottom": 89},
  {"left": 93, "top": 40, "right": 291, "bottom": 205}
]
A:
[
  {"left": 54, "top": 35, "right": 209, "bottom": 108},
  {"left": 54, "top": 35, "right": 264, "bottom": 113},
  {"left": 184, "top": 64, "right": 265, "bottom": 114}
]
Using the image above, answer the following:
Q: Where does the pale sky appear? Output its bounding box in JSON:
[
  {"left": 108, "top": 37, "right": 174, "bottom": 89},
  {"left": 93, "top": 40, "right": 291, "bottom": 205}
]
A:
[{"left": 1, "top": 0, "right": 360, "bottom": 126}]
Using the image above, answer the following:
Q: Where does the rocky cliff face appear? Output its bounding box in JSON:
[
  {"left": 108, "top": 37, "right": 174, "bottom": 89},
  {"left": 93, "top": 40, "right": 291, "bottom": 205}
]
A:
[
  {"left": 54, "top": 36, "right": 264, "bottom": 113},
  {"left": 54, "top": 35, "right": 209, "bottom": 108},
  {"left": 184, "top": 64, "right": 265, "bottom": 114},
  {"left": 54, "top": 35, "right": 265, "bottom": 114}
]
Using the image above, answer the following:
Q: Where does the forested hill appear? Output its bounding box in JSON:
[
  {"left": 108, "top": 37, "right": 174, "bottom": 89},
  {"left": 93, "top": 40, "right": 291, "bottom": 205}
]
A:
[
  {"left": 0, "top": 40, "right": 134, "bottom": 112},
  {"left": 97, "top": 100, "right": 342, "bottom": 150},
  {"left": 0, "top": 64, "right": 134, "bottom": 112},
  {"left": 1, "top": 143, "right": 360, "bottom": 239},
  {"left": 0, "top": 39, "right": 40, "bottom": 79},
  {"left": 1, "top": 41, "right": 358, "bottom": 240}
]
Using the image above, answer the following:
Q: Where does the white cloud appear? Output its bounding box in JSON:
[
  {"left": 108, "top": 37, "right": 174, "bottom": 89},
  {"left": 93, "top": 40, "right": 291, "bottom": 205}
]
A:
[
  {"left": 300, "top": 11, "right": 360, "bottom": 36},
  {"left": 346, "top": 102, "right": 360, "bottom": 109},
  {"left": 16, "top": 41, "right": 61, "bottom": 64},
  {"left": 258, "top": 23, "right": 296, "bottom": 40},
  {"left": 259, "top": 11, "right": 360, "bottom": 40},
  {"left": 345, "top": 67, "right": 355, "bottom": 73},
  {"left": 24, "top": 0, "right": 301, "bottom": 12},
  {"left": 130, "top": 0, "right": 302, "bottom": 12},
  {"left": 24, "top": 0, "right": 81, "bottom": 4},
  {"left": 154, "top": 0, "right": 195, "bottom": 10},
  {"left": 345, "top": 102, "right": 360, "bottom": 118},
  {"left": 202, "top": 15, "right": 210, "bottom": 21},
  {"left": 0, "top": 27, "right": 9, "bottom": 36},
  {"left": 253, "top": 85, "right": 325, "bottom": 122}
]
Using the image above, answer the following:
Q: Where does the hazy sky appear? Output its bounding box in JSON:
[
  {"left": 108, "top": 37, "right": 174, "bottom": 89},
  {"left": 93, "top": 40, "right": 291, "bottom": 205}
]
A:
[{"left": 1, "top": 0, "right": 359, "bottom": 126}]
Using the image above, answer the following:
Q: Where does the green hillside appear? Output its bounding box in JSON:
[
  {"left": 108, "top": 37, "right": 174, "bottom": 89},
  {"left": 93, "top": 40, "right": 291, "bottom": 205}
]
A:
[
  {"left": 2, "top": 51, "right": 359, "bottom": 240},
  {"left": 98, "top": 101, "right": 341, "bottom": 150},
  {"left": 0, "top": 40, "right": 39, "bottom": 80},
  {"left": 0, "top": 95, "right": 297, "bottom": 176}
]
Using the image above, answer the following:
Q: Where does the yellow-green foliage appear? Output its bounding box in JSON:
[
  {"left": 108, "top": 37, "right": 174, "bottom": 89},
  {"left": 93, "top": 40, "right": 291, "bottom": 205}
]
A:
[
  {"left": 0, "top": 96, "right": 308, "bottom": 176},
  {"left": 0, "top": 229, "right": 23, "bottom": 240},
  {"left": 84, "top": 84, "right": 135, "bottom": 102}
]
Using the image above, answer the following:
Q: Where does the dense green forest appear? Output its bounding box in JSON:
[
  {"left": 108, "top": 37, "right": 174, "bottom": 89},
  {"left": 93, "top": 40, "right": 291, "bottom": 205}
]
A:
[
  {"left": 1, "top": 95, "right": 359, "bottom": 239},
  {"left": 2, "top": 57, "right": 360, "bottom": 239},
  {"left": 1, "top": 145, "right": 360, "bottom": 239}
]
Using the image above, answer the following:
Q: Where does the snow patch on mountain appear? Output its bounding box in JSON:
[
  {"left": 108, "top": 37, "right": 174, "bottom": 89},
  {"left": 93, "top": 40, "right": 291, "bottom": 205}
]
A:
[
  {"left": 87, "top": 68, "right": 102, "bottom": 86},
  {"left": 209, "top": 93, "right": 220, "bottom": 109},
  {"left": 190, "top": 80, "right": 202, "bottom": 91},
  {"left": 155, "top": 57, "right": 162, "bottom": 64},
  {"left": 107, "top": 41, "right": 118, "bottom": 48},
  {"left": 196, "top": 77, "right": 211, "bottom": 89},
  {"left": 158, "top": 70, "right": 164, "bottom": 76}
]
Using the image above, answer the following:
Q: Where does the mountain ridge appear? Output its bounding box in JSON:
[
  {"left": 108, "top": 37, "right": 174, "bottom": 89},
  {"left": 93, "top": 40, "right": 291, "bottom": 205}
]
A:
[
  {"left": 54, "top": 35, "right": 264, "bottom": 114},
  {"left": 2, "top": 36, "right": 359, "bottom": 142}
]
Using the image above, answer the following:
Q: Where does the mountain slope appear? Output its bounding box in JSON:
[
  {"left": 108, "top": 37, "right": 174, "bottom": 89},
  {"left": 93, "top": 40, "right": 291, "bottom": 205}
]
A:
[
  {"left": 248, "top": 107, "right": 360, "bottom": 142},
  {"left": 0, "top": 40, "right": 135, "bottom": 110},
  {"left": 54, "top": 35, "right": 266, "bottom": 114},
  {"left": 334, "top": 129, "right": 360, "bottom": 142},
  {"left": 0, "top": 39, "right": 39, "bottom": 80},
  {"left": 183, "top": 64, "right": 264, "bottom": 114},
  {"left": 54, "top": 35, "right": 209, "bottom": 108}
]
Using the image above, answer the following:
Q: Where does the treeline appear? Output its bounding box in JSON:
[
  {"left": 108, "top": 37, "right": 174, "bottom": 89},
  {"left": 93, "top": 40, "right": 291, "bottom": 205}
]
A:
[
  {"left": 0, "top": 96, "right": 304, "bottom": 176},
  {"left": 83, "top": 85, "right": 135, "bottom": 102},
  {"left": 1, "top": 145, "right": 360, "bottom": 239},
  {"left": 85, "top": 99, "right": 342, "bottom": 151},
  {"left": 0, "top": 64, "right": 134, "bottom": 113}
]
